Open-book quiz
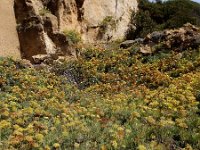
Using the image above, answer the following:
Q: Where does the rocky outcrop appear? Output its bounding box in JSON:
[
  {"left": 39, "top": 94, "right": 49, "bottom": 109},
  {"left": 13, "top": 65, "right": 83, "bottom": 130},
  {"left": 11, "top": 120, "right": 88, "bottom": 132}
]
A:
[
  {"left": 120, "top": 38, "right": 144, "bottom": 49},
  {"left": 21, "top": 0, "right": 137, "bottom": 39},
  {"left": 121, "top": 23, "right": 200, "bottom": 54},
  {"left": 141, "top": 23, "right": 200, "bottom": 53},
  {"left": 1, "top": 0, "right": 137, "bottom": 62},
  {"left": 13, "top": 0, "right": 138, "bottom": 62},
  {"left": 82, "top": 0, "right": 138, "bottom": 42},
  {"left": 0, "top": 0, "right": 21, "bottom": 58},
  {"left": 40, "top": 0, "right": 138, "bottom": 42},
  {"left": 15, "top": 0, "right": 68, "bottom": 62}
]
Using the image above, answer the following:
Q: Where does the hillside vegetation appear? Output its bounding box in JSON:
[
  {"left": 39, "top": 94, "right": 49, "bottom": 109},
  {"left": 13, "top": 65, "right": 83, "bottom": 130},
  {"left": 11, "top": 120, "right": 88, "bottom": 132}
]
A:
[
  {"left": 1, "top": 0, "right": 200, "bottom": 149},
  {"left": 1, "top": 38, "right": 200, "bottom": 149},
  {"left": 126, "top": 0, "right": 200, "bottom": 39}
]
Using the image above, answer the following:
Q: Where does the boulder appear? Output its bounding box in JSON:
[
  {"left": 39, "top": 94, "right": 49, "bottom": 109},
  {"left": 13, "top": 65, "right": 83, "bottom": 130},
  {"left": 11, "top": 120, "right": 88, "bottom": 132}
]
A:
[
  {"left": 120, "top": 38, "right": 144, "bottom": 48},
  {"left": 193, "top": 35, "right": 200, "bottom": 45},
  {"left": 32, "top": 54, "right": 49, "bottom": 64},
  {"left": 141, "top": 23, "right": 200, "bottom": 53},
  {"left": 139, "top": 45, "right": 152, "bottom": 54},
  {"left": 120, "top": 40, "right": 135, "bottom": 49},
  {"left": 149, "top": 31, "right": 165, "bottom": 43},
  {"left": 121, "top": 23, "right": 200, "bottom": 55}
]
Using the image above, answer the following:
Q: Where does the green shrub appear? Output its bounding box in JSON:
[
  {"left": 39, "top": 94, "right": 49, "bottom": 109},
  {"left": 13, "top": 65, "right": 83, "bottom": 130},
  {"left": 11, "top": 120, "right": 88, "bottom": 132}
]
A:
[
  {"left": 126, "top": 0, "right": 200, "bottom": 39},
  {"left": 1, "top": 44, "right": 200, "bottom": 149},
  {"left": 63, "top": 30, "right": 81, "bottom": 44},
  {"left": 39, "top": 7, "right": 51, "bottom": 16},
  {"left": 97, "top": 16, "right": 117, "bottom": 39},
  {"left": 1, "top": 43, "right": 200, "bottom": 149}
]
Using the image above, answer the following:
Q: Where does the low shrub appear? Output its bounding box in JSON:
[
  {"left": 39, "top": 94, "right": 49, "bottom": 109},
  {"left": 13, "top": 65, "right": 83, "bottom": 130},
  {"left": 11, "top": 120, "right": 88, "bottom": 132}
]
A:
[
  {"left": 63, "top": 30, "right": 81, "bottom": 44},
  {"left": 126, "top": 0, "right": 200, "bottom": 39},
  {"left": 1, "top": 44, "right": 200, "bottom": 149}
]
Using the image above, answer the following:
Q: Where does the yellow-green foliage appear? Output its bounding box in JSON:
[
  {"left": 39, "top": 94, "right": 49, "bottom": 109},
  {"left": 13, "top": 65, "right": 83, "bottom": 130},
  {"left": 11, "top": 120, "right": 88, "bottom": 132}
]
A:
[
  {"left": 63, "top": 30, "right": 81, "bottom": 44},
  {"left": 98, "top": 16, "right": 117, "bottom": 35},
  {"left": 39, "top": 7, "right": 51, "bottom": 16},
  {"left": 0, "top": 44, "right": 200, "bottom": 149}
]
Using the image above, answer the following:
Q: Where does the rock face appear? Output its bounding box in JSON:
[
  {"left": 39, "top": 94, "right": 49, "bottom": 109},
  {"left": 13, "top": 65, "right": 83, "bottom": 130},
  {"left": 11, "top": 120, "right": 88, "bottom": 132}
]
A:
[
  {"left": 1, "top": 0, "right": 138, "bottom": 61},
  {"left": 14, "top": 0, "right": 57, "bottom": 62},
  {"left": 0, "top": 0, "right": 21, "bottom": 58},
  {"left": 141, "top": 23, "right": 200, "bottom": 53},
  {"left": 120, "top": 38, "right": 144, "bottom": 48},
  {"left": 81, "top": 0, "right": 138, "bottom": 42},
  {"left": 40, "top": 0, "right": 138, "bottom": 42},
  {"left": 14, "top": 0, "right": 76, "bottom": 62},
  {"left": 121, "top": 23, "right": 200, "bottom": 54}
]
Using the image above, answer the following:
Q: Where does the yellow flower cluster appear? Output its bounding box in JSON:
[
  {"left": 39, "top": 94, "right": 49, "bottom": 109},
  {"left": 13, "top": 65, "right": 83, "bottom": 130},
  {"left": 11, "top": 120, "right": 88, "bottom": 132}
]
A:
[{"left": 0, "top": 44, "right": 200, "bottom": 149}]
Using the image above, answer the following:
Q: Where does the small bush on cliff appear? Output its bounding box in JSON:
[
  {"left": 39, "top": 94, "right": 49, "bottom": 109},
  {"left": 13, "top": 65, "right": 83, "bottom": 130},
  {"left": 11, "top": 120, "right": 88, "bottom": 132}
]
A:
[
  {"left": 97, "top": 16, "right": 117, "bottom": 40},
  {"left": 39, "top": 7, "right": 51, "bottom": 16},
  {"left": 63, "top": 29, "right": 81, "bottom": 44},
  {"left": 126, "top": 0, "right": 200, "bottom": 39}
]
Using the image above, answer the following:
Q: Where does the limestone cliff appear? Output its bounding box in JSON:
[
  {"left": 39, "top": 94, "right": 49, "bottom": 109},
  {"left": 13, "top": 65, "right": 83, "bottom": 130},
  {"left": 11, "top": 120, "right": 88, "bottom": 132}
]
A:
[
  {"left": 0, "top": 0, "right": 21, "bottom": 58},
  {"left": 82, "top": 0, "right": 138, "bottom": 42},
  {"left": 31, "top": 0, "right": 138, "bottom": 42},
  {"left": 46, "top": 0, "right": 138, "bottom": 42},
  {"left": 0, "top": 0, "right": 138, "bottom": 62}
]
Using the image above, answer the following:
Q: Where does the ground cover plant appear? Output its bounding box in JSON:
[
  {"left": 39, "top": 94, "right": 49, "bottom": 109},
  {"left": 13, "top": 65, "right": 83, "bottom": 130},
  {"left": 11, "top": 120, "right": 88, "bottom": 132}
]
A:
[{"left": 1, "top": 38, "right": 200, "bottom": 149}]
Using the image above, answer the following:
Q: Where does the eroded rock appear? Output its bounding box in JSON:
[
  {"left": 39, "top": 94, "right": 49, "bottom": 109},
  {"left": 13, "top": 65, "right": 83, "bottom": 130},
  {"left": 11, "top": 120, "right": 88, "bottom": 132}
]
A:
[
  {"left": 82, "top": 0, "right": 138, "bottom": 42},
  {"left": 120, "top": 38, "right": 144, "bottom": 48},
  {"left": 15, "top": 0, "right": 57, "bottom": 62},
  {"left": 14, "top": 0, "right": 73, "bottom": 63},
  {"left": 121, "top": 23, "right": 200, "bottom": 54},
  {"left": 32, "top": 54, "right": 49, "bottom": 64},
  {"left": 35, "top": 0, "right": 138, "bottom": 42}
]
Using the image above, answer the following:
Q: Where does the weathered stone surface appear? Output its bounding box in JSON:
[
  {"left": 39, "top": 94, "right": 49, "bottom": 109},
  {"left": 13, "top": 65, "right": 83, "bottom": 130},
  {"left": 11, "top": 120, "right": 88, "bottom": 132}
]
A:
[
  {"left": 145, "top": 23, "right": 200, "bottom": 51},
  {"left": 148, "top": 31, "right": 165, "bottom": 43},
  {"left": 59, "top": 0, "right": 81, "bottom": 32},
  {"left": 121, "top": 23, "right": 200, "bottom": 54},
  {"left": 120, "top": 40, "right": 135, "bottom": 48},
  {"left": 43, "top": 13, "right": 59, "bottom": 34},
  {"left": 139, "top": 45, "right": 152, "bottom": 54},
  {"left": 19, "top": 59, "right": 33, "bottom": 68},
  {"left": 1, "top": 0, "right": 138, "bottom": 61},
  {"left": 120, "top": 38, "right": 144, "bottom": 48},
  {"left": 32, "top": 54, "right": 49, "bottom": 64},
  {"left": 0, "top": 0, "right": 21, "bottom": 58},
  {"left": 15, "top": 0, "right": 55, "bottom": 62},
  {"left": 41, "top": 0, "right": 138, "bottom": 42},
  {"left": 82, "top": 0, "right": 138, "bottom": 42},
  {"left": 193, "top": 35, "right": 200, "bottom": 45},
  {"left": 14, "top": 0, "right": 71, "bottom": 62}
]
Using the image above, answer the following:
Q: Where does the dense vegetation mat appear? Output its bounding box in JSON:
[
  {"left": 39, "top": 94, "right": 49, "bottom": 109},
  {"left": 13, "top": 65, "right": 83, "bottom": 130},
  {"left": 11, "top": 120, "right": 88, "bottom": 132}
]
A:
[{"left": 0, "top": 44, "right": 200, "bottom": 149}]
